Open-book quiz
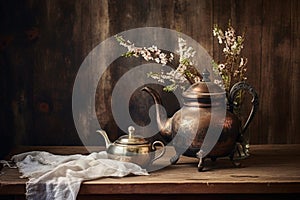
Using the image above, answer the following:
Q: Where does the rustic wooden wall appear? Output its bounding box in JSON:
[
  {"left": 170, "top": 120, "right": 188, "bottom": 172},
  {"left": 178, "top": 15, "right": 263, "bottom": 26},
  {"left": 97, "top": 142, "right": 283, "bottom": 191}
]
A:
[{"left": 0, "top": 0, "right": 299, "bottom": 157}]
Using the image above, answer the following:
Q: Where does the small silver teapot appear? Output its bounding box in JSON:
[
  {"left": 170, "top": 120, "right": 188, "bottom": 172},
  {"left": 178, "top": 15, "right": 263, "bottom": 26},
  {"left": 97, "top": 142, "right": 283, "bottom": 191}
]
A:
[{"left": 97, "top": 126, "right": 166, "bottom": 168}]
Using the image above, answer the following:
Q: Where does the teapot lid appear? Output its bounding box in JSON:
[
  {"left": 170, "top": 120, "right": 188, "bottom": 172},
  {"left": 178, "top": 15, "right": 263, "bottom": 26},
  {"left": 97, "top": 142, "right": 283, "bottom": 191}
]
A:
[
  {"left": 182, "top": 69, "right": 225, "bottom": 99},
  {"left": 116, "top": 126, "right": 149, "bottom": 145}
]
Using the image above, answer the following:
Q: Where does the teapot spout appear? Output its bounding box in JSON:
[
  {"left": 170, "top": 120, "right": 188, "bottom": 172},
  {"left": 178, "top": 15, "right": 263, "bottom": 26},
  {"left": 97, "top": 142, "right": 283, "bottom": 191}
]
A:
[
  {"left": 96, "top": 130, "right": 112, "bottom": 149},
  {"left": 141, "top": 86, "right": 172, "bottom": 139}
]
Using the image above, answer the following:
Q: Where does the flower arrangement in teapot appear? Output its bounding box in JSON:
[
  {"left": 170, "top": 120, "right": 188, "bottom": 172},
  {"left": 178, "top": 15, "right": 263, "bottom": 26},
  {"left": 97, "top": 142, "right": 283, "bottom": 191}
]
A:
[{"left": 115, "top": 22, "right": 258, "bottom": 170}]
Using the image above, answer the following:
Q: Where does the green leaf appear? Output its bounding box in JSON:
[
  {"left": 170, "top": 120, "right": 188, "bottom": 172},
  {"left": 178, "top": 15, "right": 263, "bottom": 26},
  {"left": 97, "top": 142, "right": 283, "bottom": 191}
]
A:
[
  {"left": 122, "top": 51, "right": 134, "bottom": 57},
  {"left": 163, "top": 84, "right": 177, "bottom": 92}
]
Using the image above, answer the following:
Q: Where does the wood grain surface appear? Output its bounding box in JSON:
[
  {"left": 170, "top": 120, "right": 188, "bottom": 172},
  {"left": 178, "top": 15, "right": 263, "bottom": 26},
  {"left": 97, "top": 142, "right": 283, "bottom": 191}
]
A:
[{"left": 0, "top": 144, "right": 300, "bottom": 197}]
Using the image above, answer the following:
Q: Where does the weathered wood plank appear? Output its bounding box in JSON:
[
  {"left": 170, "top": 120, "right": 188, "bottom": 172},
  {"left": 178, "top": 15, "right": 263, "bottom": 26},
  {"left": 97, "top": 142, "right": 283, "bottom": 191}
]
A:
[
  {"left": 0, "top": 145, "right": 299, "bottom": 195},
  {"left": 261, "top": 0, "right": 292, "bottom": 143},
  {"left": 232, "top": 0, "right": 263, "bottom": 144},
  {"left": 28, "top": 0, "right": 84, "bottom": 145},
  {"left": 0, "top": 0, "right": 37, "bottom": 156},
  {"left": 289, "top": 0, "right": 300, "bottom": 143}
]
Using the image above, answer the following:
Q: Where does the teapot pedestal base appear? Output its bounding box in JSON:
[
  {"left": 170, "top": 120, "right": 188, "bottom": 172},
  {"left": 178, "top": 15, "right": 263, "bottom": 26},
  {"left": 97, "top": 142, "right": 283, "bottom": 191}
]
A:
[{"left": 171, "top": 145, "right": 243, "bottom": 171}]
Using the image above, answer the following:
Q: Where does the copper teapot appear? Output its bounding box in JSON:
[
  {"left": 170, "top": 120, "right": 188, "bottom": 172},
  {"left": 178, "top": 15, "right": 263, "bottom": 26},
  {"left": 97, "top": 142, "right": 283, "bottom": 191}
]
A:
[{"left": 142, "top": 70, "right": 258, "bottom": 171}]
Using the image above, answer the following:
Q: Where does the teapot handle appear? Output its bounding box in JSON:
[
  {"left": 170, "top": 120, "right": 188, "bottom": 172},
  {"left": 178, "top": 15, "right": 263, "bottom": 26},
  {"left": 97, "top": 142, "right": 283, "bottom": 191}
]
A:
[
  {"left": 151, "top": 141, "right": 166, "bottom": 162},
  {"left": 228, "top": 82, "right": 259, "bottom": 134}
]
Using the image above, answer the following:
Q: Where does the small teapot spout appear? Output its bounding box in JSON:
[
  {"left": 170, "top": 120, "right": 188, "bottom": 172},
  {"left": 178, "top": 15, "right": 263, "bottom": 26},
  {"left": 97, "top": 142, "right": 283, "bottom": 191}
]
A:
[
  {"left": 141, "top": 86, "right": 172, "bottom": 139},
  {"left": 96, "top": 130, "right": 112, "bottom": 149}
]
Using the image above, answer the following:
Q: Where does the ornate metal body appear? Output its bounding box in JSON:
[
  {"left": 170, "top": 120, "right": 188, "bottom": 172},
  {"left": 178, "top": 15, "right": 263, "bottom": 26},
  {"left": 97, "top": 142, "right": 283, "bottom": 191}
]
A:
[
  {"left": 142, "top": 71, "right": 258, "bottom": 171},
  {"left": 97, "top": 126, "right": 165, "bottom": 168}
]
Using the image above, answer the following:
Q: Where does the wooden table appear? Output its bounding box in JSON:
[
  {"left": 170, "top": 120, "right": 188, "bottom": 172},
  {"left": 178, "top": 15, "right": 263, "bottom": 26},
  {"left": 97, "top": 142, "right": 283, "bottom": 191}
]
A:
[{"left": 0, "top": 145, "right": 300, "bottom": 200}]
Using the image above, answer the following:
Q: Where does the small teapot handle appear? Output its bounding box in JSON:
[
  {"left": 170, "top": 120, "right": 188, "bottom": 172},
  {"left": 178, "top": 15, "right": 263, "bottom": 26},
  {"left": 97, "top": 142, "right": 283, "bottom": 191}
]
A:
[
  {"left": 151, "top": 141, "right": 166, "bottom": 162},
  {"left": 228, "top": 82, "right": 259, "bottom": 134}
]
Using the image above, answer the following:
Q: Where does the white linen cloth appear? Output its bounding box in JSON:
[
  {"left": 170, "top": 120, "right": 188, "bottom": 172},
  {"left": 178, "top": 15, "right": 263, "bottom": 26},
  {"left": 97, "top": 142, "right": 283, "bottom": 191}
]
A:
[{"left": 11, "top": 151, "right": 149, "bottom": 200}]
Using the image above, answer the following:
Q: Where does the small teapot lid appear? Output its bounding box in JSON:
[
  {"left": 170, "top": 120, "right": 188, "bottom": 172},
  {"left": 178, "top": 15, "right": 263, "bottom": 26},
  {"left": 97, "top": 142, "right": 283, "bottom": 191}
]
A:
[
  {"left": 182, "top": 69, "right": 225, "bottom": 99},
  {"left": 116, "top": 126, "right": 149, "bottom": 145}
]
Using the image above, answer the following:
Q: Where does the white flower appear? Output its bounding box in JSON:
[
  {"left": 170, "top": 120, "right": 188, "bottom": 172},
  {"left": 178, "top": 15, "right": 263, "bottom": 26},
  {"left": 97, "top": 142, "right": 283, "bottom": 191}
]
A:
[
  {"left": 161, "top": 59, "right": 168, "bottom": 66},
  {"left": 154, "top": 58, "right": 160, "bottom": 63},
  {"left": 148, "top": 45, "right": 158, "bottom": 52},
  {"left": 218, "top": 36, "right": 223, "bottom": 44},
  {"left": 218, "top": 64, "right": 225, "bottom": 70},
  {"left": 239, "top": 57, "right": 245, "bottom": 67},
  {"left": 159, "top": 53, "right": 165, "bottom": 59},
  {"left": 178, "top": 37, "right": 186, "bottom": 48},
  {"left": 194, "top": 76, "right": 201, "bottom": 83},
  {"left": 223, "top": 47, "right": 229, "bottom": 54},
  {"left": 157, "top": 79, "right": 165, "bottom": 83},
  {"left": 231, "top": 42, "right": 238, "bottom": 51},
  {"left": 169, "top": 53, "right": 174, "bottom": 61},
  {"left": 214, "top": 79, "right": 225, "bottom": 89}
]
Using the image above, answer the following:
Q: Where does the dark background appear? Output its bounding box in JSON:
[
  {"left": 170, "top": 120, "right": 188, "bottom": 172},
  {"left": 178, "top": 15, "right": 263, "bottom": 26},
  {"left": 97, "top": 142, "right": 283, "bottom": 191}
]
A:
[{"left": 0, "top": 0, "right": 299, "bottom": 158}]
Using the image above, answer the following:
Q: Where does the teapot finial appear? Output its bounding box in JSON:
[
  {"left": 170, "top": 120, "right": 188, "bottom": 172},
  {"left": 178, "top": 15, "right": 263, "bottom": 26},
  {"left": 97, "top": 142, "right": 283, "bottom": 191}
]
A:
[
  {"left": 201, "top": 69, "right": 210, "bottom": 82},
  {"left": 128, "top": 126, "right": 135, "bottom": 139}
]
